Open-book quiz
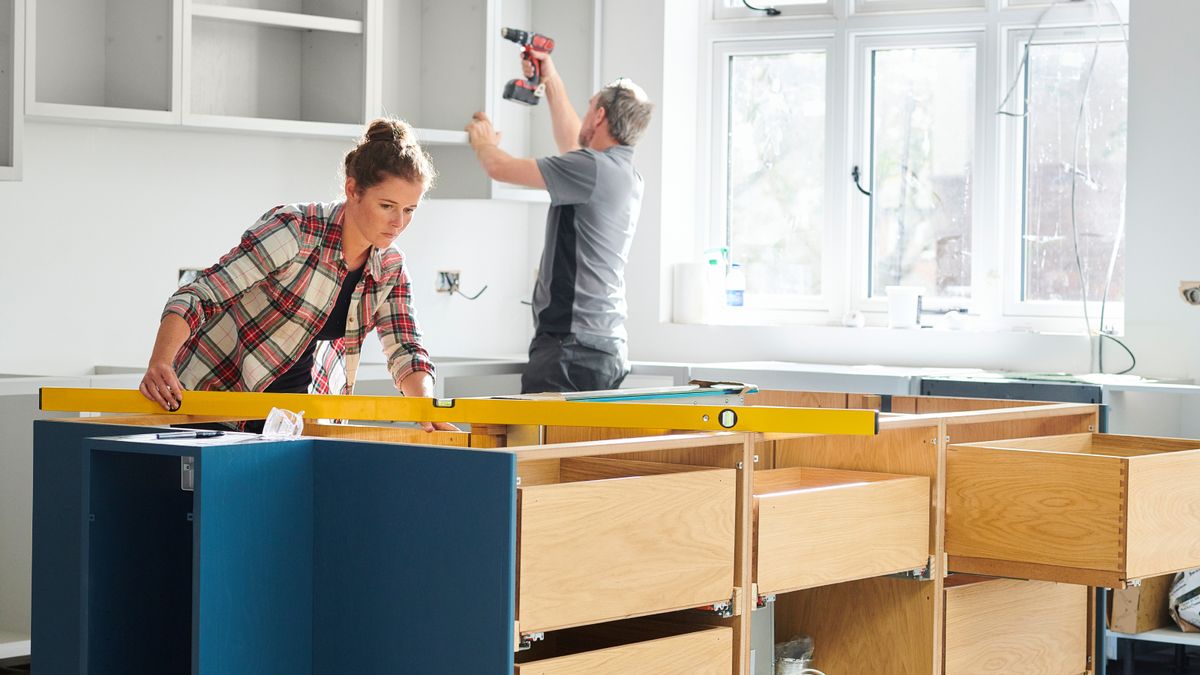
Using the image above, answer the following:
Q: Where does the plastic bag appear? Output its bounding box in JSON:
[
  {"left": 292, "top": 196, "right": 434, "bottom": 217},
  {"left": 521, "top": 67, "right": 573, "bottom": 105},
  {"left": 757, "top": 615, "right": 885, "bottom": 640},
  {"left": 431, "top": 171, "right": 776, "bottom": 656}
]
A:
[
  {"left": 1169, "top": 568, "right": 1200, "bottom": 633},
  {"left": 261, "top": 407, "right": 305, "bottom": 440},
  {"left": 775, "top": 635, "right": 814, "bottom": 675}
]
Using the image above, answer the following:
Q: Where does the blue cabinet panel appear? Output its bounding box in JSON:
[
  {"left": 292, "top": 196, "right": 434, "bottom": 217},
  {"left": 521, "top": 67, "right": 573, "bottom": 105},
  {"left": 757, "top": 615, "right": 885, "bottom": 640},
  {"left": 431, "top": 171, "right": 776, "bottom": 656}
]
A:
[{"left": 34, "top": 421, "right": 517, "bottom": 674}]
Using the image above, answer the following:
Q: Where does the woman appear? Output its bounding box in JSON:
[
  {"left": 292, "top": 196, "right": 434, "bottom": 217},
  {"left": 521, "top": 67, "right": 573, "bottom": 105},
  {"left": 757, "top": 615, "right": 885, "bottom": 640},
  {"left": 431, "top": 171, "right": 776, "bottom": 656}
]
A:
[{"left": 139, "top": 118, "right": 454, "bottom": 431}]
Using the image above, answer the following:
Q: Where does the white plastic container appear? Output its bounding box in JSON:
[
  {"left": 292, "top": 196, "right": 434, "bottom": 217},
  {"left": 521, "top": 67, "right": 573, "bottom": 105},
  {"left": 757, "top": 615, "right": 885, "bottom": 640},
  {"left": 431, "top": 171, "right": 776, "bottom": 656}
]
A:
[
  {"left": 884, "top": 286, "right": 923, "bottom": 329},
  {"left": 672, "top": 262, "right": 708, "bottom": 324}
]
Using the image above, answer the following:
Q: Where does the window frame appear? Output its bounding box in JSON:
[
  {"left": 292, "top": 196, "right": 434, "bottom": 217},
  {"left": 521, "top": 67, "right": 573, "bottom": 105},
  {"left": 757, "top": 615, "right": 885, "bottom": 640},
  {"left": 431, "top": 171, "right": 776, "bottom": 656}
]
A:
[
  {"left": 710, "top": 36, "right": 837, "bottom": 312},
  {"left": 998, "top": 23, "right": 1129, "bottom": 322},
  {"left": 713, "top": 0, "right": 836, "bottom": 22},
  {"left": 851, "top": 0, "right": 985, "bottom": 15},
  {"left": 848, "top": 30, "right": 989, "bottom": 315}
]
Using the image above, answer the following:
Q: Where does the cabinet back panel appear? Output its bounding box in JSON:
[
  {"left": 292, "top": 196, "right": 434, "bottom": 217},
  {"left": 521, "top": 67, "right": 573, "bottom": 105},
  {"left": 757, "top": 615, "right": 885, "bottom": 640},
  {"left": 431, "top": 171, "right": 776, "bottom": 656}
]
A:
[{"left": 36, "top": 0, "right": 171, "bottom": 109}]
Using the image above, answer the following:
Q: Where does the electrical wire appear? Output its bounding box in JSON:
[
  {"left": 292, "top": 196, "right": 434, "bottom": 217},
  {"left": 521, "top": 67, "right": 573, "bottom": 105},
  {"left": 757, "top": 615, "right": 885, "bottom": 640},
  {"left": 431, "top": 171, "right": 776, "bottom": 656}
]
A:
[
  {"left": 996, "top": 0, "right": 1061, "bottom": 118},
  {"left": 1067, "top": 0, "right": 1103, "bottom": 344},
  {"left": 741, "top": 0, "right": 781, "bottom": 17},
  {"left": 1066, "top": 0, "right": 1135, "bottom": 374},
  {"left": 452, "top": 284, "right": 489, "bottom": 301}
]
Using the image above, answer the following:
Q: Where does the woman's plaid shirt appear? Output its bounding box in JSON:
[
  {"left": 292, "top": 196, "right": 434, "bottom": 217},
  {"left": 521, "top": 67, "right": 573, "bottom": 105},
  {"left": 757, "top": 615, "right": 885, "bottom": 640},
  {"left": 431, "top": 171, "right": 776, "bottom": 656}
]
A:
[{"left": 163, "top": 201, "right": 434, "bottom": 395}]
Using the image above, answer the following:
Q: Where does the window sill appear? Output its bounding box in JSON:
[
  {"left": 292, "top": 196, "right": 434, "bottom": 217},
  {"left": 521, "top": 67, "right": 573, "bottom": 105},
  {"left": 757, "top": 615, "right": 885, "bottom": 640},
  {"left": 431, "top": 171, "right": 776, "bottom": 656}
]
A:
[{"left": 674, "top": 305, "right": 1119, "bottom": 337}]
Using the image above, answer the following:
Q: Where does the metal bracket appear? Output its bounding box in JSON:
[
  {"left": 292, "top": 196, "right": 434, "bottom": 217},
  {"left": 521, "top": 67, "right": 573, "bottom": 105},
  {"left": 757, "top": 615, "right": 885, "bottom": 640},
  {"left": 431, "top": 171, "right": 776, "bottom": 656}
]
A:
[
  {"left": 709, "top": 599, "right": 734, "bottom": 618},
  {"left": 517, "top": 631, "right": 544, "bottom": 652},
  {"left": 181, "top": 456, "right": 194, "bottom": 492},
  {"left": 889, "top": 557, "right": 934, "bottom": 581},
  {"left": 756, "top": 593, "right": 776, "bottom": 609},
  {"left": 1127, "top": 578, "right": 1142, "bottom": 587}
]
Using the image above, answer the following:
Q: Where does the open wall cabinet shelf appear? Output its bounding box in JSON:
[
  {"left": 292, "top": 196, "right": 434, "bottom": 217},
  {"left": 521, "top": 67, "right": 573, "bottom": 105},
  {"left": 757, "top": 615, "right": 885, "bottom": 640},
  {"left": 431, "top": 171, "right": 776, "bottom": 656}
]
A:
[{"left": 15, "top": 0, "right": 599, "bottom": 198}]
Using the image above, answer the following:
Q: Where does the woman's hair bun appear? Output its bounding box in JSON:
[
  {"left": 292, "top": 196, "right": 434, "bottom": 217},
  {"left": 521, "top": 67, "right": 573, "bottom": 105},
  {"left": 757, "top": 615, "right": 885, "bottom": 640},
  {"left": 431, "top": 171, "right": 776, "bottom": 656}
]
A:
[
  {"left": 345, "top": 117, "right": 436, "bottom": 192},
  {"left": 365, "top": 119, "right": 410, "bottom": 145}
]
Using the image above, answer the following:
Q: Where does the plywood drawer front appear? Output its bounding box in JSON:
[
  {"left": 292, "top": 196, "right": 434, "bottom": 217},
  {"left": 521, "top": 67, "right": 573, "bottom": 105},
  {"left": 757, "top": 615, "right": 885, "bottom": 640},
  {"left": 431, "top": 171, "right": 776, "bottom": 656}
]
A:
[
  {"left": 518, "top": 467, "right": 736, "bottom": 632},
  {"left": 754, "top": 467, "right": 929, "bottom": 593},
  {"left": 944, "top": 577, "right": 1088, "bottom": 675},
  {"left": 515, "top": 624, "right": 732, "bottom": 675},
  {"left": 1126, "top": 448, "right": 1200, "bottom": 579},
  {"left": 947, "top": 433, "right": 1200, "bottom": 586}
]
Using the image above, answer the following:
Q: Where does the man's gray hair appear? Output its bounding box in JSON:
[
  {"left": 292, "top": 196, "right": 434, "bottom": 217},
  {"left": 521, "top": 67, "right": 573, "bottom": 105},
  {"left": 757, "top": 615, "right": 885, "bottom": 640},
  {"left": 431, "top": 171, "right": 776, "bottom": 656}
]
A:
[{"left": 596, "top": 77, "right": 654, "bottom": 146}]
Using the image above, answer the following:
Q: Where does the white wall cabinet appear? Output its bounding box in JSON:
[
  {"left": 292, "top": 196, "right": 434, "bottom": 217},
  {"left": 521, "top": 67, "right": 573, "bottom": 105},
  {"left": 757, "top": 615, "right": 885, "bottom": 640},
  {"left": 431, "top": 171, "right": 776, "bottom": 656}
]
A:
[
  {"left": 0, "top": 0, "right": 23, "bottom": 180},
  {"left": 19, "top": 0, "right": 598, "bottom": 197},
  {"left": 427, "top": 0, "right": 598, "bottom": 200},
  {"left": 184, "top": 0, "right": 366, "bottom": 136},
  {"left": 26, "top": 0, "right": 180, "bottom": 124}
]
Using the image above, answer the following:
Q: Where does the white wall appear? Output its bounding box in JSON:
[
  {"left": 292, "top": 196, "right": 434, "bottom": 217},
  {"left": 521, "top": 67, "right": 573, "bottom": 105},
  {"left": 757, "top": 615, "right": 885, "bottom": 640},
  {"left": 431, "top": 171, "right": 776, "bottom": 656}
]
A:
[
  {"left": 0, "top": 121, "right": 537, "bottom": 376},
  {"left": 1123, "top": 0, "right": 1200, "bottom": 383},
  {"left": 6, "top": 1, "right": 1197, "bottom": 381},
  {"left": 597, "top": 0, "right": 1190, "bottom": 379}
]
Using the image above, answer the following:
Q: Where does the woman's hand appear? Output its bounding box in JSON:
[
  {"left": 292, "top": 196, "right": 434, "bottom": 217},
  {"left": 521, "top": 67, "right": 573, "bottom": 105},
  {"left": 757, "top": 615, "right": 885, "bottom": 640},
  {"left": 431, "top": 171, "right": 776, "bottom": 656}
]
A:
[
  {"left": 141, "top": 361, "right": 184, "bottom": 411},
  {"left": 398, "top": 371, "right": 461, "bottom": 433}
]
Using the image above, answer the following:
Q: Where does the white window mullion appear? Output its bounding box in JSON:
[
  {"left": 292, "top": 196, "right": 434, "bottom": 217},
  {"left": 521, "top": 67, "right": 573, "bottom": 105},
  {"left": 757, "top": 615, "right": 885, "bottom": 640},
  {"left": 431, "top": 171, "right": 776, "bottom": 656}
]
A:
[
  {"left": 972, "top": 17, "right": 1001, "bottom": 320},
  {"left": 825, "top": 24, "right": 852, "bottom": 321},
  {"left": 845, "top": 31, "right": 872, "bottom": 315}
]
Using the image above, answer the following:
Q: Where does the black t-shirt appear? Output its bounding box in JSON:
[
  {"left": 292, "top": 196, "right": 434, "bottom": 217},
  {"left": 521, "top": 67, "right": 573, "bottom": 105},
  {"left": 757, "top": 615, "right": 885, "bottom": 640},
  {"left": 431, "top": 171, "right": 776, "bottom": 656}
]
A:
[{"left": 266, "top": 264, "right": 365, "bottom": 394}]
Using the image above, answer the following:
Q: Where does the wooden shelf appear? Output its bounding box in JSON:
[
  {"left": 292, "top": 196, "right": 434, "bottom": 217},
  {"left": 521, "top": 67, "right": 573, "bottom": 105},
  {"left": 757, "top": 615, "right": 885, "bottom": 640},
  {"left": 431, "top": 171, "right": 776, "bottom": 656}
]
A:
[
  {"left": 190, "top": 4, "right": 363, "bottom": 34},
  {"left": 414, "top": 128, "right": 469, "bottom": 145}
]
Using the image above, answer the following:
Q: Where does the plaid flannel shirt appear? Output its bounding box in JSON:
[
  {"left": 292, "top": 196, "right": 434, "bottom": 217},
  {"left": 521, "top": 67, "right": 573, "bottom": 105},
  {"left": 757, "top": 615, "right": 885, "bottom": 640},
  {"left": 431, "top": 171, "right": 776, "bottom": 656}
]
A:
[{"left": 163, "top": 201, "right": 434, "bottom": 396}]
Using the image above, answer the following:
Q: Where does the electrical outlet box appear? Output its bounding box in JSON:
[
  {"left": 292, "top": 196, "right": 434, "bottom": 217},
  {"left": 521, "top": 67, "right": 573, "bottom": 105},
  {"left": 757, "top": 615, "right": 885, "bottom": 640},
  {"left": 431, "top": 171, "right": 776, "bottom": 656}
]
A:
[{"left": 437, "top": 270, "right": 461, "bottom": 294}]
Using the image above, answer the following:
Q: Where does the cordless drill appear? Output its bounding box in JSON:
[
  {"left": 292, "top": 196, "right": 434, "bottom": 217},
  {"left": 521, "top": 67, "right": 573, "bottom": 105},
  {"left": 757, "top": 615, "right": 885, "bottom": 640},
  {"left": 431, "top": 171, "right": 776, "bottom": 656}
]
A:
[{"left": 501, "top": 27, "right": 555, "bottom": 106}]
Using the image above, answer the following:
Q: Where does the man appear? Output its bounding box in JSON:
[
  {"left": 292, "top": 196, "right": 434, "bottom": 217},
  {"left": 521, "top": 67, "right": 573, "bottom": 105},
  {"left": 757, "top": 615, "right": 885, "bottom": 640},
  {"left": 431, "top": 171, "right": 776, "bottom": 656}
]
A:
[{"left": 466, "top": 52, "right": 653, "bottom": 394}]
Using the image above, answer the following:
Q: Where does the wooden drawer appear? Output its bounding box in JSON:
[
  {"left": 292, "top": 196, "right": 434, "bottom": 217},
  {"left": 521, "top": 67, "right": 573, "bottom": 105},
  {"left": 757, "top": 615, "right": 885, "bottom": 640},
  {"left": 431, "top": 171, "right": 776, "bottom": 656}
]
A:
[
  {"left": 515, "top": 619, "right": 732, "bottom": 674},
  {"left": 518, "top": 457, "right": 736, "bottom": 632},
  {"left": 753, "top": 467, "right": 929, "bottom": 593},
  {"left": 943, "top": 576, "right": 1088, "bottom": 675},
  {"left": 947, "top": 433, "right": 1200, "bottom": 586}
]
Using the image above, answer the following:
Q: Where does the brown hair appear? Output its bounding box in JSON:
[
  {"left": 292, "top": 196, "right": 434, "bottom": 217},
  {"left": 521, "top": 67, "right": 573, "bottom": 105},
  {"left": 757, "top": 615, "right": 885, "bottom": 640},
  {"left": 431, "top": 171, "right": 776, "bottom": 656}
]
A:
[
  {"left": 344, "top": 118, "right": 437, "bottom": 193},
  {"left": 595, "top": 78, "right": 654, "bottom": 146}
]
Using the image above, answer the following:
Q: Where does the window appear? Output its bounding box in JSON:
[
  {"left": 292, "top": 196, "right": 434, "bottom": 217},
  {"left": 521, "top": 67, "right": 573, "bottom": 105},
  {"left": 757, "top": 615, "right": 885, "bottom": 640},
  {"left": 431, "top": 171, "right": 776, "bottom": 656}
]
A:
[
  {"left": 716, "top": 40, "right": 829, "bottom": 307},
  {"left": 703, "top": 0, "right": 1128, "bottom": 328},
  {"left": 865, "top": 43, "right": 977, "bottom": 301},
  {"left": 1016, "top": 35, "right": 1128, "bottom": 306}
]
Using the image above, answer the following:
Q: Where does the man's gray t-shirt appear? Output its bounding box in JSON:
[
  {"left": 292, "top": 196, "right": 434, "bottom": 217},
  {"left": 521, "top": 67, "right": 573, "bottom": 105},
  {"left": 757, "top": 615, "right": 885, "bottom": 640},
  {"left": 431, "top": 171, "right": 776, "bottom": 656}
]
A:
[{"left": 533, "top": 145, "right": 643, "bottom": 354}]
